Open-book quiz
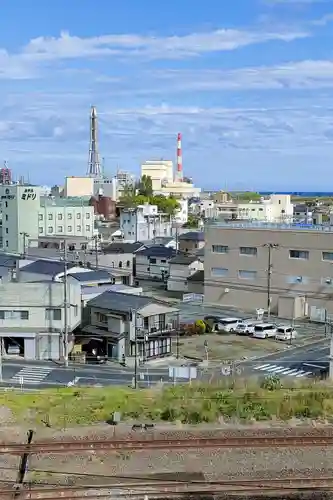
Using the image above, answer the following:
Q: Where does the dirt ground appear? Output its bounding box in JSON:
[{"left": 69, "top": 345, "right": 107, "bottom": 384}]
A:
[{"left": 174, "top": 333, "right": 294, "bottom": 363}]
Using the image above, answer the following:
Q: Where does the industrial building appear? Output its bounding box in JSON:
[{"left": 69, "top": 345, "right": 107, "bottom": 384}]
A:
[{"left": 205, "top": 220, "right": 333, "bottom": 320}]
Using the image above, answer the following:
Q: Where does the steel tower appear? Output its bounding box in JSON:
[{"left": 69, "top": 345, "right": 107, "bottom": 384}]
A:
[{"left": 87, "top": 106, "right": 102, "bottom": 177}]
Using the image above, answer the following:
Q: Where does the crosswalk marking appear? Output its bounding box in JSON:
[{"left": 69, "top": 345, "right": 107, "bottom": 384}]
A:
[
  {"left": 253, "top": 363, "right": 313, "bottom": 379},
  {"left": 10, "top": 366, "right": 53, "bottom": 385}
]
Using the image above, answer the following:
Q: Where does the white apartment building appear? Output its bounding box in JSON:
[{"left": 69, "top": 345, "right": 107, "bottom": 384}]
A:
[
  {"left": 174, "top": 199, "right": 188, "bottom": 225},
  {"left": 141, "top": 160, "right": 174, "bottom": 191},
  {"left": 120, "top": 204, "right": 172, "bottom": 242},
  {"left": 39, "top": 197, "right": 95, "bottom": 239}
]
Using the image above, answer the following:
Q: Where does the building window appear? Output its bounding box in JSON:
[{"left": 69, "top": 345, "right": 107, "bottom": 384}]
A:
[
  {"left": 48, "top": 213, "right": 53, "bottom": 220},
  {"left": 119, "top": 261, "right": 123, "bottom": 268},
  {"left": 211, "top": 267, "right": 228, "bottom": 277},
  {"left": 39, "top": 227, "right": 43, "bottom": 234},
  {"left": 77, "top": 213, "right": 81, "bottom": 219},
  {"left": 45, "top": 308, "right": 62, "bottom": 321},
  {"left": 212, "top": 245, "right": 228, "bottom": 253},
  {"left": 150, "top": 258, "right": 157, "bottom": 264},
  {"left": 5, "top": 228, "right": 8, "bottom": 234},
  {"left": 39, "top": 214, "right": 43, "bottom": 221},
  {"left": 57, "top": 226, "right": 63, "bottom": 233},
  {"left": 289, "top": 249, "right": 309, "bottom": 259},
  {"left": 67, "top": 225, "right": 72, "bottom": 232},
  {"left": 86, "top": 213, "right": 90, "bottom": 219},
  {"left": 86, "top": 225, "right": 90, "bottom": 231},
  {"left": 323, "top": 252, "right": 333, "bottom": 261},
  {"left": 68, "top": 213, "right": 72, "bottom": 219},
  {"left": 96, "top": 312, "right": 107, "bottom": 323},
  {"left": 58, "top": 213, "right": 63, "bottom": 220},
  {"left": 47, "top": 226, "right": 53, "bottom": 233},
  {"left": 239, "top": 270, "right": 257, "bottom": 280},
  {"left": 5, "top": 215, "right": 8, "bottom": 221},
  {"left": 286, "top": 276, "right": 307, "bottom": 284},
  {"left": 5, "top": 240, "right": 8, "bottom": 247},
  {"left": 0, "top": 310, "right": 29, "bottom": 320},
  {"left": 77, "top": 225, "right": 81, "bottom": 232},
  {"left": 240, "top": 247, "right": 257, "bottom": 256},
  {"left": 126, "top": 260, "right": 130, "bottom": 267},
  {"left": 5, "top": 201, "right": 8, "bottom": 208}
]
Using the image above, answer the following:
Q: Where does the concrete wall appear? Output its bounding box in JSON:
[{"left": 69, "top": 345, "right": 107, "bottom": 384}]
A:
[
  {"left": 0, "top": 281, "right": 81, "bottom": 331},
  {"left": 205, "top": 223, "right": 333, "bottom": 315}
]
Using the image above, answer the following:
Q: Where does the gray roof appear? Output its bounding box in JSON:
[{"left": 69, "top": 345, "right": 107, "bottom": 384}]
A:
[
  {"left": 179, "top": 231, "right": 205, "bottom": 242},
  {"left": 136, "top": 245, "right": 177, "bottom": 258},
  {"left": 169, "top": 254, "right": 198, "bottom": 265},
  {"left": 68, "top": 270, "right": 112, "bottom": 282},
  {"left": 187, "top": 270, "right": 204, "bottom": 282},
  {"left": 0, "top": 253, "right": 17, "bottom": 268},
  {"left": 102, "top": 242, "right": 144, "bottom": 254},
  {"left": 87, "top": 291, "right": 152, "bottom": 313},
  {"left": 20, "top": 259, "right": 76, "bottom": 276},
  {"left": 195, "top": 247, "right": 205, "bottom": 257}
]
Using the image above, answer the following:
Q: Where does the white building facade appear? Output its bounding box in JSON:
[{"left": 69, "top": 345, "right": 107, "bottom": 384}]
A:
[{"left": 120, "top": 204, "right": 172, "bottom": 242}]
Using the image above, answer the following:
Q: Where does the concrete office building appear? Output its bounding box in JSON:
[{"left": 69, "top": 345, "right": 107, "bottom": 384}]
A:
[
  {"left": 120, "top": 204, "right": 172, "bottom": 242},
  {"left": 0, "top": 280, "right": 81, "bottom": 360},
  {"left": 205, "top": 221, "right": 333, "bottom": 320}
]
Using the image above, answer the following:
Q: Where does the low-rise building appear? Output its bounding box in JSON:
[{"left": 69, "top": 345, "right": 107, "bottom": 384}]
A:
[
  {"left": 83, "top": 291, "right": 179, "bottom": 363},
  {"left": 179, "top": 231, "right": 205, "bottom": 254},
  {"left": 120, "top": 204, "right": 172, "bottom": 242},
  {"left": 135, "top": 245, "right": 177, "bottom": 280},
  {"left": 167, "top": 254, "right": 204, "bottom": 292},
  {"left": 0, "top": 280, "right": 81, "bottom": 360},
  {"left": 205, "top": 220, "right": 333, "bottom": 319}
]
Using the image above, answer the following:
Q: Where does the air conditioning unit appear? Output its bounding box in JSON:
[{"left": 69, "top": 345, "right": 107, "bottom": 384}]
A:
[
  {"left": 326, "top": 278, "right": 332, "bottom": 284},
  {"left": 296, "top": 276, "right": 302, "bottom": 282},
  {"left": 224, "top": 288, "right": 230, "bottom": 293}
]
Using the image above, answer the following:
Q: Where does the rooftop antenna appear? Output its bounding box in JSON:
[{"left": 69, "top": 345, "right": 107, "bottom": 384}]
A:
[{"left": 87, "top": 106, "right": 102, "bottom": 178}]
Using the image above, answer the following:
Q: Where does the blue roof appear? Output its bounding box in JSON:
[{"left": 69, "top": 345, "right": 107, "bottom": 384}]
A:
[
  {"left": 136, "top": 245, "right": 177, "bottom": 258},
  {"left": 20, "top": 259, "right": 76, "bottom": 276},
  {"left": 68, "top": 270, "right": 112, "bottom": 282},
  {"left": 179, "top": 231, "right": 205, "bottom": 241}
]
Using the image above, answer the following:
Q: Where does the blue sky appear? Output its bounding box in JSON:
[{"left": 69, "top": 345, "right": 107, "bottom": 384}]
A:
[{"left": 1, "top": 0, "right": 333, "bottom": 190}]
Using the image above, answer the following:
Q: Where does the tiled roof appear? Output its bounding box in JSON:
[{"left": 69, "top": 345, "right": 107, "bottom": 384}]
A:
[
  {"left": 179, "top": 231, "right": 205, "bottom": 241},
  {"left": 68, "top": 270, "right": 112, "bottom": 282},
  {"left": 169, "top": 254, "right": 198, "bottom": 265},
  {"left": 103, "top": 242, "right": 144, "bottom": 254},
  {"left": 20, "top": 259, "right": 76, "bottom": 276},
  {"left": 87, "top": 291, "right": 152, "bottom": 313},
  {"left": 136, "top": 245, "right": 177, "bottom": 258}
]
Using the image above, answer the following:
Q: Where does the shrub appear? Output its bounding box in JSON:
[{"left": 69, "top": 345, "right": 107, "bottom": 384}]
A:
[{"left": 195, "top": 319, "right": 206, "bottom": 335}]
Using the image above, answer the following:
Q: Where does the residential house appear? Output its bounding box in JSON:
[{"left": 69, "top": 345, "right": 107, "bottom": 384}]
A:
[
  {"left": 0, "top": 280, "right": 81, "bottom": 360},
  {"left": 179, "top": 231, "right": 205, "bottom": 254},
  {"left": 17, "top": 259, "right": 80, "bottom": 283},
  {"left": 83, "top": 291, "right": 179, "bottom": 363},
  {"left": 187, "top": 270, "right": 204, "bottom": 295},
  {"left": 135, "top": 245, "right": 177, "bottom": 280},
  {"left": 98, "top": 241, "right": 145, "bottom": 279},
  {"left": 167, "top": 254, "right": 204, "bottom": 292}
]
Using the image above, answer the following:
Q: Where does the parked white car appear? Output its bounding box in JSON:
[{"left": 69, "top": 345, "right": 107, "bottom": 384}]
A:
[
  {"left": 236, "top": 320, "right": 260, "bottom": 336},
  {"left": 252, "top": 323, "right": 277, "bottom": 339},
  {"left": 216, "top": 317, "right": 241, "bottom": 332},
  {"left": 275, "top": 325, "right": 297, "bottom": 341}
]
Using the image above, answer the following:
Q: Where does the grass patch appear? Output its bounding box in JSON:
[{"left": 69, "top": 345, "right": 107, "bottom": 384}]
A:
[{"left": 3, "top": 378, "right": 333, "bottom": 428}]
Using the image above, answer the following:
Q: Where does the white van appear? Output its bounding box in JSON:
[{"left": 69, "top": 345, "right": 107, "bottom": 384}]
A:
[
  {"left": 236, "top": 320, "right": 260, "bottom": 336},
  {"left": 216, "top": 317, "right": 241, "bottom": 332},
  {"left": 253, "top": 323, "right": 277, "bottom": 339},
  {"left": 275, "top": 325, "right": 297, "bottom": 341}
]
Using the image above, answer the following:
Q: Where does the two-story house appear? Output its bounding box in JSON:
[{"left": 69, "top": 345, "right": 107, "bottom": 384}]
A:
[
  {"left": 135, "top": 246, "right": 177, "bottom": 280},
  {"left": 83, "top": 291, "right": 179, "bottom": 363},
  {"left": 179, "top": 231, "right": 205, "bottom": 254},
  {"left": 167, "top": 254, "right": 204, "bottom": 292},
  {"left": 0, "top": 280, "right": 81, "bottom": 361}
]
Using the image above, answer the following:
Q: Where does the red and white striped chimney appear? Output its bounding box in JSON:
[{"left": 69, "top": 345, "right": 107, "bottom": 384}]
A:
[{"left": 176, "top": 132, "right": 183, "bottom": 181}]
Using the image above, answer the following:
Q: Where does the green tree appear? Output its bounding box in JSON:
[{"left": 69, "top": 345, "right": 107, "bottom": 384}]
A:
[
  {"left": 183, "top": 214, "right": 200, "bottom": 229},
  {"left": 152, "top": 195, "right": 180, "bottom": 216},
  {"left": 137, "top": 175, "right": 153, "bottom": 197},
  {"left": 236, "top": 191, "right": 261, "bottom": 202}
]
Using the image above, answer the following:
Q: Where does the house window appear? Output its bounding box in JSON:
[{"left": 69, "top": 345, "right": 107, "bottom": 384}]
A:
[
  {"left": 150, "top": 258, "right": 157, "bottom": 264},
  {"left": 323, "top": 252, "right": 333, "bottom": 261},
  {"left": 239, "top": 270, "right": 257, "bottom": 280},
  {"left": 211, "top": 267, "right": 228, "bottom": 277},
  {"left": 58, "top": 213, "right": 63, "bottom": 220},
  {"left": 77, "top": 225, "right": 81, "bottom": 232},
  {"left": 126, "top": 260, "right": 130, "bottom": 267},
  {"left": 45, "top": 308, "right": 62, "bottom": 321},
  {"left": 212, "top": 245, "right": 228, "bottom": 253},
  {"left": 86, "top": 225, "right": 90, "bottom": 231},
  {"left": 57, "top": 226, "right": 63, "bottom": 233},
  {"left": 289, "top": 249, "right": 309, "bottom": 259},
  {"left": 67, "top": 225, "right": 72, "bottom": 232},
  {"left": 5, "top": 240, "right": 8, "bottom": 247},
  {"left": 5, "top": 201, "right": 7, "bottom": 208},
  {"left": 161, "top": 259, "right": 167, "bottom": 263},
  {"left": 48, "top": 226, "right": 53, "bottom": 233},
  {"left": 48, "top": 213, "right": 53, "bottom": 220},
  {"left": 86, "top": 213, "right": 90, "bottom": 219},
  {"left": 96, "top": 312, "right": 107, "bottom": 323},
  {"left": 240, "top": 247, "right": 257, "bottom": 256},
  {"left": 0, "top": 310, "right": 29, "bottom": 320},
  {"left": 5, "top": 215, "right": 8, "bottom": 221},
  {"left": 119, "top": 261, "right": 123, "bottom": 268}
]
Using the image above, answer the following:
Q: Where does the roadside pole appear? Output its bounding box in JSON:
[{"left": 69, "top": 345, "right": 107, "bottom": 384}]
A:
[{"left": 0, "top": 336, "right": 3, "bottom": 382}]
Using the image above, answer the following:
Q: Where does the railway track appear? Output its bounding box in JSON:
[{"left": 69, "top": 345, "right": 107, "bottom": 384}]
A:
[
  {"left": 7, "top": 476, "right": 333, "bottom": 499},
  {"left": 3, "top": 434, "right": 333, "bottom": 454}
]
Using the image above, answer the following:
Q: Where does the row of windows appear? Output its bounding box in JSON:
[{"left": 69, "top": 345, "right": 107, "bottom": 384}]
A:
[
  {"left": 210, "top": 267, "right": 333, "bottom": 285},
  {"left": 0, "top": 308, "right": 63, "bottom": 321},
  {"left": 40, "top": 212, "right": 91, "bottom": 221},
  {"left": 40, "top": 225, "right": 91, "bottom": 234},
  {"left": 212, "top": 245, "right": 333, "bottom": 261}
]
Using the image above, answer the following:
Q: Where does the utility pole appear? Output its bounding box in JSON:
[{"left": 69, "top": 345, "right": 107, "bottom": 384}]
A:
[
  {"left": 94, "top": 236, "right": 99, "bottom": 269},
  {"left": 20, "top": 232, "right": 29, "bottom": 259},
  {"left": 263, "top": 243, "right": 279, "bottom": 320},
  {"left": 132, "top": 309, "right": 138, "bottom": 389},
  {"left": 0, "top": 336, "right": 3, "bottom": 382},
  {"left": 63, "top": 242, "right": 69, "bottom": 367}
]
